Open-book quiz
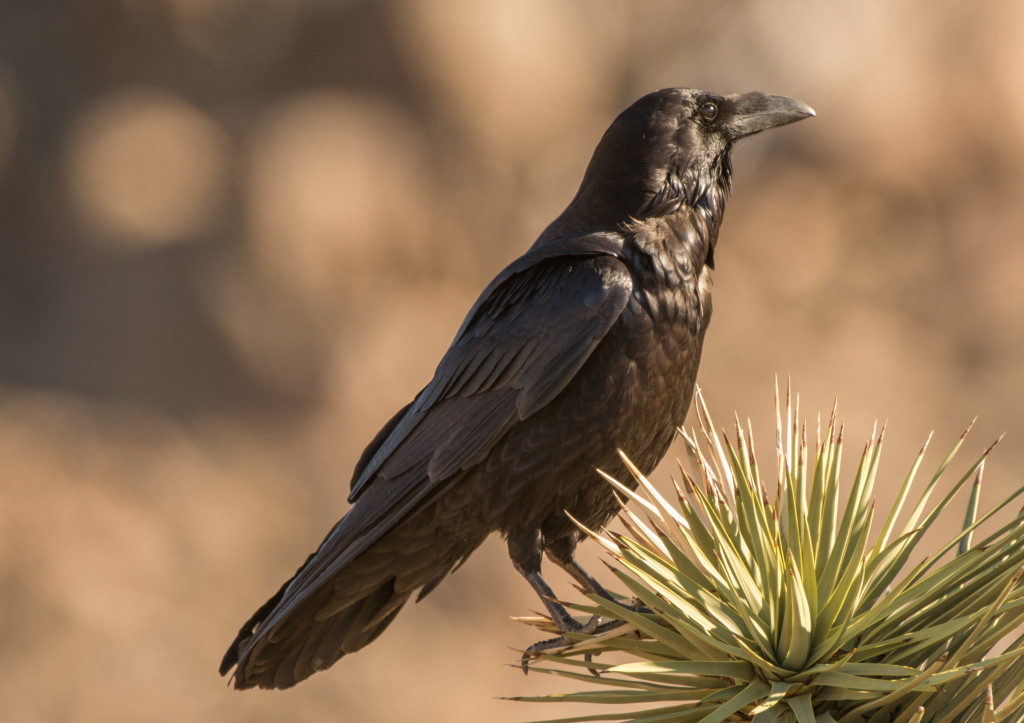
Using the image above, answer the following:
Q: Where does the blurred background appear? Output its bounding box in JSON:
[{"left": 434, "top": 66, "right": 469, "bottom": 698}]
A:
[{"left": 1, "top": 0, "right": 1022, "bottom": 720}]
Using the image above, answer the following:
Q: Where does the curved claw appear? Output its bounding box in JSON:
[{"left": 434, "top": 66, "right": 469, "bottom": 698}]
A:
[{"left": 520, "top": 635, "right": 574, "bottom": 673}]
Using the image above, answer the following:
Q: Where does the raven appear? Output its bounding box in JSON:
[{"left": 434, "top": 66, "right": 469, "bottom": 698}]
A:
[{"left": 221, "top": 88, "right": 814, "bottom": 689}]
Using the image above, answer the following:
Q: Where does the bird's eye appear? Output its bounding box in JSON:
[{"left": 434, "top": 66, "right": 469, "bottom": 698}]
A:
[{"left": 698, "top": 101, "right": 718, "bottom": 122}]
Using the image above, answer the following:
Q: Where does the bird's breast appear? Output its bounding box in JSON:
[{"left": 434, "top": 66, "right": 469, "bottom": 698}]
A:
[{"left": 624, "top": 210, "right": 714, "bottom": 331}]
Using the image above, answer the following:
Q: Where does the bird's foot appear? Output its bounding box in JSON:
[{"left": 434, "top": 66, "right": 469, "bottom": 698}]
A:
[
  {"left": 519, "top": 599, "right": 653, "bottom": 675},
  {"left": 520, "top": 614, "right": 601, "bottom": 674}
]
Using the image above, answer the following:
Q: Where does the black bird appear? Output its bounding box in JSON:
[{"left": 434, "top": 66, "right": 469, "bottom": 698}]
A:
[{"left": 220, "top": 88, "right": 814, "bottom": 689}]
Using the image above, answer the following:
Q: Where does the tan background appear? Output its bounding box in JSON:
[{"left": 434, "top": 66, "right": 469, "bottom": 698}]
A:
[{"left": 1, "top": 1, "right": 1022, "bottom": 721}]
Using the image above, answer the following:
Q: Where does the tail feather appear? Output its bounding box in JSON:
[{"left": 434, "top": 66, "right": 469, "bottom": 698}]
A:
[
  {"left": 221, "top": 514, "right": 487, "bottom": 689},
  {"left": 228, "top": 575, "right": 411, "bottom": 689},
  {"left": 218, "top": 551, "right": 315, "bottom": 677}
]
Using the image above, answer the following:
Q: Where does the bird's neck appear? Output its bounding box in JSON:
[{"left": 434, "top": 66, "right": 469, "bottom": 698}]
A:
[
  {"left": 536, "top": 152, "right": 733, "bottom": 272},
  {"left": 626, "top": 156, "right": 732, "bottom": 277}
]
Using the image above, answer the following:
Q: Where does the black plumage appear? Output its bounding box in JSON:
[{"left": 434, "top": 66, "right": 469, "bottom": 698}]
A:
[{"left": 220, "top": 88, "right": 814, "bottom": 689}]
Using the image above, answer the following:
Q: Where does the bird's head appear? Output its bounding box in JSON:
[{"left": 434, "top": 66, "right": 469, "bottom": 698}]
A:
[{"left": 545, "top": 88, "right": 814, "bottom": 237}]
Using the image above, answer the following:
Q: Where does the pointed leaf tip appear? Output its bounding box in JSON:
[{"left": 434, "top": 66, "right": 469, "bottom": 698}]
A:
[{"left": 983, "top": 433, "right": 1005, "bottom": 457}]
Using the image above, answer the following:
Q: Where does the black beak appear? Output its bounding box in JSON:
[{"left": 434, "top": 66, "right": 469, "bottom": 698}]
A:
[{"left": 725, "top": 92, "right": 815, "bottom": 140}]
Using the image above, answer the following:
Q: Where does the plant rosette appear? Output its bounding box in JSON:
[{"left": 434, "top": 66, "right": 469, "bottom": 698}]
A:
[{"left": 514, "top": 384, "right": 1024, "bottom": 723}]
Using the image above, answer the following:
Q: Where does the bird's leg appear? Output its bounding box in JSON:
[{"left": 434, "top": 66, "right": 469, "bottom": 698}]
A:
[
  {"left": 507, "top": 528, "right": 582, "bottom": 633},
  {"left": 547, "top": 535, "right": 651, "bottom": 615},
  {"left": 517, "top": 535, "right": 654, "bottom": 674},
  {"left": 510, "top": 531, "right": 609, "bottom": 675},
  {"left": 544, "top": 535, "right": 615, "bottom": 601}
]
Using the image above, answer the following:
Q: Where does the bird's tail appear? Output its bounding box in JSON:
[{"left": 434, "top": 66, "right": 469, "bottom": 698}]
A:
[{"left": 220, "top": 508, "right": 486, "bottom": 690}]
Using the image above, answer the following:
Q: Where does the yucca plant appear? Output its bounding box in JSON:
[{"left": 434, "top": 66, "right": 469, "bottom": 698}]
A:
[{"left": 513, "top": 384, "right": 1024, "bottom": 722}]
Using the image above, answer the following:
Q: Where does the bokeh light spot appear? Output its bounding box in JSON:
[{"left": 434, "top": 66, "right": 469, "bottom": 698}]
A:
[{"left": 67, "top": 87, "right": 230, "bottom": 248}]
